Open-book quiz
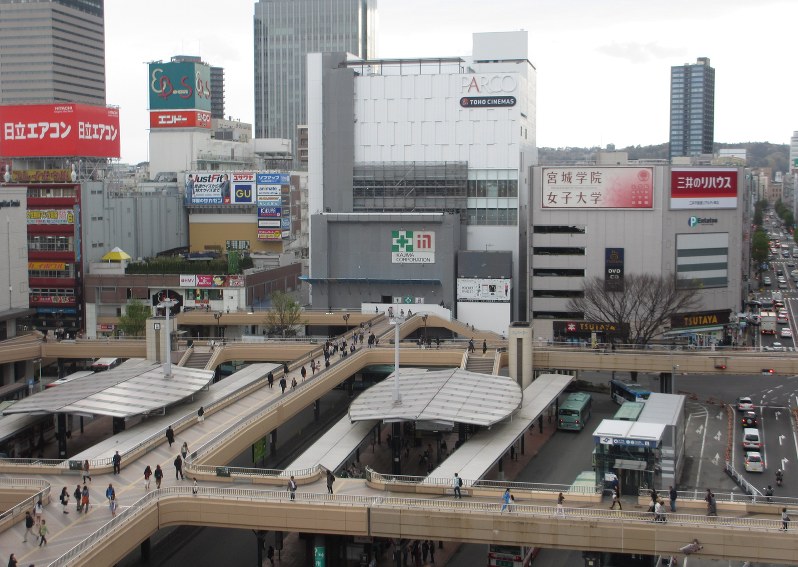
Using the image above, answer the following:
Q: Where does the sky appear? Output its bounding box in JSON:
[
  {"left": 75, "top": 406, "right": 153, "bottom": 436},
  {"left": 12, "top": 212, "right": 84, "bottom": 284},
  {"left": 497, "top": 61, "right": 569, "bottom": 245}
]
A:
[{"left": 106, "top": 0, "right": 798, "bottom": 165}]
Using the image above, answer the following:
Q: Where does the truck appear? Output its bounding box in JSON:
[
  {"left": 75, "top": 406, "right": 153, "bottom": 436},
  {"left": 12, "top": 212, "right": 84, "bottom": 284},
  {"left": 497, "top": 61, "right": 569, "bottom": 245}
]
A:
[{"left": 760, "top": 310, "right": 777, "bottom": 334}]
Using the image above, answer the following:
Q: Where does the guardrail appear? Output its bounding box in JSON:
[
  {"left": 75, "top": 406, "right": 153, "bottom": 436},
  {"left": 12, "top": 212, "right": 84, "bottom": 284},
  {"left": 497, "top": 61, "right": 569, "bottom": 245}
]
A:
[
  {"left": 725, "top": 460, "right": 764, "bottom": 499},
  {"left": 0, "top": 477, "right": 50, "bottom": 533}
]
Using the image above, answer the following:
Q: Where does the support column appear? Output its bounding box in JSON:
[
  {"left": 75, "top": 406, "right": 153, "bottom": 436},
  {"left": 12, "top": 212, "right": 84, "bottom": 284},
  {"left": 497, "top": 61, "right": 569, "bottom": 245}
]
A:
[
  {"left": 508, "top": 322, "right": 533, "bottom": 389},
  {"left": 314, "top": 399, "right": 320, "bottom": 421},
  {"left": 392, "top": 421, "right": 402, "bottom": 475},
  {"left": 313, "top": 533, "right": 326, "bottom": 567},
  {"left": 520, "top": 433, "right": 525, "bottom": 455},
  {"left": 498, "top": 456, "right": 504, "bottom": 481},
  {"left": 112, "top": 417, "right": 125, "bottom": 435},
  {"left": 458, "top": 422, "right": 467, "bottom": 445},
  {"left": 270, "top": 430, "right": 277, "bottom": 456},
  {"left": 140, "top": 538, "right": 151, "bottom": 562},
  {"left": 255, "top": 530, "right": 266, "bottom": 566},
  {"left": 57, "top": 358, "right": 65, "bottom": 378},
  {"left": 56, "top": 413, "right": 67, "bottom": 458},
  {"left": 660, "top": 372, "right": 673, "bottom": 394}
]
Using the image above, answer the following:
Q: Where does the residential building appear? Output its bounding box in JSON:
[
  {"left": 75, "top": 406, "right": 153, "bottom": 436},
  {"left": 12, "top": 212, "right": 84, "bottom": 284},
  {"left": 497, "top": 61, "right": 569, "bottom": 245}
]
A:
[{"left": 669, "top": 57, "right": 715, "bottom": 160}]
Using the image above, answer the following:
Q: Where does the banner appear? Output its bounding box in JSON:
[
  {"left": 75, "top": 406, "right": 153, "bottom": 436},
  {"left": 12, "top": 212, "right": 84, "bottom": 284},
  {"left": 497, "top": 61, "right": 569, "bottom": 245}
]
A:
[
  {"left": 27, "top": 209, "right": 75, "bottom": 225},
  {"left": 0, "top": 103, "right": 120, "bottom": 158},
  {"left": 604, "top": 248, "right": 625, "bottom": 292},
  {"left": 180, "top": 274, "right": 243, "bottom": 288},
  {"left": 149, "top": 61, "right": 211, "bottom": 111},
  {"left": 670, "top": 168, "right": 737, "bottom": 209},
  {"left": 149, "top": 109, "right": 211, "bottom": 129},
  {"left": 541, "top": 167, "right": 654, "bottom": 209},
  {"left": 391, "top": 230, "right": 435, "bottom": 264},
  {"left": 12, "top": 169, "right": 71, "bottom": 183},
  {"left": 29, "top": 262, "right": 67, "bottom": 270},
  {"left": 258, "top": 229, "right": 282, "bottom": 241},
  {"left": 456, "top": 278, "right": 511, "bottom": 302}
]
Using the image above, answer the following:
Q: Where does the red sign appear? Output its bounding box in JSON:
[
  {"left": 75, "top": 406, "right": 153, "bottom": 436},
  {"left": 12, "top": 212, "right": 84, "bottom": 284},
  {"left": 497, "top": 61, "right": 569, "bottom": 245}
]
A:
[
  {"left": 0, "top": 103, "right": 120, "bottom": 158},
  {"left": 31, "top": 295, "right": 76, "bottom": 305},
  {"left": 670, "top": 168, "right": 738, "bottom": 209},
  {"left": 258, "top": 229, "right": 282, "bottom": 241},
  {"left": 149, "top": 109, "right": 211, "bottom": 129}
]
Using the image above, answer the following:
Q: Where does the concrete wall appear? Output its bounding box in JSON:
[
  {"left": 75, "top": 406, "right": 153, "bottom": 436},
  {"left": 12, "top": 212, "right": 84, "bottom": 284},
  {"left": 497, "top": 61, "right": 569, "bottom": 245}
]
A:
[{"left": 0, "top": 187, "right": 29, "bottom": 313}]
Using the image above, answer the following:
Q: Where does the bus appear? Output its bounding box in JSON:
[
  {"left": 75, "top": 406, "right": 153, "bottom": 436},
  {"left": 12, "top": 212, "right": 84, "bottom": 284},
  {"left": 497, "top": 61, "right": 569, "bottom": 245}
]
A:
[
  {"left": 488, "top": 544, "right": 538, "bottom": 567},
  {"left": 557, "top": 392, "right": 592, "bottom": 431},
  {"left": 613, "top": 401, "right": 645, "bottom": 421},
  {"left": 46, "top": 370, "right": 95, "bottom": 389},
  {"left": 91, "top": 358, "right": 120, "bottom": 371},
  {"left": 609, "top": 380, "right": 651, "bottom": 405}
]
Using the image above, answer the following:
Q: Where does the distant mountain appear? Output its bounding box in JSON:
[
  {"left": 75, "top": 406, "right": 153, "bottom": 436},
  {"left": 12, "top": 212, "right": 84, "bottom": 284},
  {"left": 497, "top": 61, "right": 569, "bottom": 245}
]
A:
[{"left": 538, "top": 142, "right": 789, "bottom": 172}]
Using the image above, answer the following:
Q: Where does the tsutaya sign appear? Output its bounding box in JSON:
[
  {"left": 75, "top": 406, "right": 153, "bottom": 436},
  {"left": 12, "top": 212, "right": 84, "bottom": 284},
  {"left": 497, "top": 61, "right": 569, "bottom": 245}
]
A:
[{"left": 391, "top": 230, "right": 435, "bottom": 264}]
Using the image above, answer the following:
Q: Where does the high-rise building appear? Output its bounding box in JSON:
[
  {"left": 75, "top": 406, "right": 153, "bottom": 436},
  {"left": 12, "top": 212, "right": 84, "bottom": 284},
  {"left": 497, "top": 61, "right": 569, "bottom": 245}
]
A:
[
  {"left": 253, "top": 0, "right": 376, "bottom": 165},
  {"left": 210, "top": 66, "right": 225, "bottom": 119},
  {"left": 669, "top": 57, "right": 715, "bottom": 160},
  {"left": 0, "top": 0, "right": 106, "bottom": 106}
]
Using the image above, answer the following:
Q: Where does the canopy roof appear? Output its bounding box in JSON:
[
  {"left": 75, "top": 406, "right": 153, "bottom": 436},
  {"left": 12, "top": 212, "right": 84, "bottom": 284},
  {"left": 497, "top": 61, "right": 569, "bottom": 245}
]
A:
[{"left": 101, "top": 247, "right": 131, "bottom": 261}]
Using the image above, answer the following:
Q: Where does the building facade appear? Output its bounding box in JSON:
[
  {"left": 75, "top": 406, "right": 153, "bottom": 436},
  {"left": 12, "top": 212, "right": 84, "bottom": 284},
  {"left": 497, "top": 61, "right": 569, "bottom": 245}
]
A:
[
  {"left": 669, "top": 57, "right": 715, "bottom": 160},
  {"left": 253, "top": 0, "right": 376, "bottom": 165},
  {"left": 0, "top": 0, "right": 105, "bottom": 106}
]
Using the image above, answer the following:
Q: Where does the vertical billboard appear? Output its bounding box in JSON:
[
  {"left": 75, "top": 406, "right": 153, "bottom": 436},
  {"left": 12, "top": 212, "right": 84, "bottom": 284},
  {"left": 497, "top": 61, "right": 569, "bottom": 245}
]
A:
[
  {"left": 604, "top": 248, "right": 625, "bottom": 292},
  {"left": 541, "top": 167, "right": 654, "bottom": 209},
  {"left": 148, "top": 61, "right": 212, "bottom": 111},
  {"left": 670, "top": 168, "right": 737, "bottom": 209}
]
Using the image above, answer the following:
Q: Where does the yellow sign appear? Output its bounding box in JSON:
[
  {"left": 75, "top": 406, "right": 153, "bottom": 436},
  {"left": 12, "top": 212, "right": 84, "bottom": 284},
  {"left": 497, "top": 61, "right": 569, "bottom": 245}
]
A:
[{"left": 28, "top": 262, "right": 66, "bottom": 270}]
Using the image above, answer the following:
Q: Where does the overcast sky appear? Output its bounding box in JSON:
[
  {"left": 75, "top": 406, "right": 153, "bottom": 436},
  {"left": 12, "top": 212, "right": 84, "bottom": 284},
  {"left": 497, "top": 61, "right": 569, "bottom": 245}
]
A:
[{"left": 106, "top": 0, "right": 798, "bottom": 164}]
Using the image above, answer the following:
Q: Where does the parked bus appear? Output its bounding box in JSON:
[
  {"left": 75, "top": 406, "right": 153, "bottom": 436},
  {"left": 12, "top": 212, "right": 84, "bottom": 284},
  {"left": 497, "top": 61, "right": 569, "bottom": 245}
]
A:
[
  {"left": 488, "top": 544, "right": 538, "bottom": 567},
  {"left": 45, "top": 370, "right": 95, "bottom": 389},
  {"left": 609, "top": 380, "right": 651, "bottom": 405},
  {"left": 613, "top": 401, "right": 645, "bottom": 421},
  {"left": 557, "top": 392, "right": 592, "bottom": 431},
  {"left": 90, "top": 358, "right": 120, "bottom": 371}
]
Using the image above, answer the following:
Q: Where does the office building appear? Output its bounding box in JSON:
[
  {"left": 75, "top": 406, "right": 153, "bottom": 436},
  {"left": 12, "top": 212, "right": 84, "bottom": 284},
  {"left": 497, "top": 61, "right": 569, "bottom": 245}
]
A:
[
  {"left": 669, "top": 57, "right": 715, "bottom": 160},
  {"left": 0, "top": 0, "right": 105, "bottom": 106},
  {"left": 169, "top": 55, "right": 225, "bottom": 120},
  {"left": 253, "top": 0, "right": 376, "bottom": 165}
]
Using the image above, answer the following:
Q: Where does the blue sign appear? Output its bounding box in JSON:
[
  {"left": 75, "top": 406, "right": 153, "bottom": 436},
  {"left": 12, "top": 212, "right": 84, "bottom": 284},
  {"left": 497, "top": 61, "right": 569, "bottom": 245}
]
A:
[
  {"left": 281, "top": 217, "right": 291, "bottom": 230},
  {"left": 258, "top": 207, "right": 281, "bottom": 217},
  {"left": 233, "top": 183, "right": 253, "bottom": 203},
  {"left": 256, "top": 173, "right": 290, "bottom": 185},
  {"left": 36, "top": 307, "right": 77, "bottom": 314},
  {"left": 258, "top": 199, "right": 281, "bottom": 208}
]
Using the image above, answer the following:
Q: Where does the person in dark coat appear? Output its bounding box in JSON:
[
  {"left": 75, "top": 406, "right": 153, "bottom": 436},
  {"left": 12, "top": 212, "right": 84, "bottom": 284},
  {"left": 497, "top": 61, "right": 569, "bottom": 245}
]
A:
[{"left": 166, "top": 425, "right": 175, "bottom": 447}]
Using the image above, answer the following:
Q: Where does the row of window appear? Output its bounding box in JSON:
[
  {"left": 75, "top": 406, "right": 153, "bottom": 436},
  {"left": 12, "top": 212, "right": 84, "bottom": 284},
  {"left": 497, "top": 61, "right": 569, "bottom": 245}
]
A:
[
  {"left": 30, "top": 288, "right": 75, "bottom": 296},
  {"left": 533, "top": 225, "right": 586, "bottom": 234},
  {"left": 532, "top": 290, "right": 583, "bottom": 299},
  {"left": 532, "top": 311, "right": 584, "bottom": 320},
  {"left": 28, "top": 236, "right": 74, "bottom": 252},
  {"left": 466, "top": 208, "right": 518, "bottom": 225},
  {"left": 533, "top": 247, "right": 585, "bottom": 256},
  {"left": 27, "top": 187, "right": 77, "bottom": 198},
  {"left": 29, "top": 268, "right": 75, "bottom": 279}
]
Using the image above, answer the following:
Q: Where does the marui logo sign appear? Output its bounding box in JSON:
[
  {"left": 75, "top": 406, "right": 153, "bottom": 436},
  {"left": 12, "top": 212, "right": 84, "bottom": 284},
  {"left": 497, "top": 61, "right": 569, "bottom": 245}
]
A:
[{"left": 391, "top": 230, "right": 435, "bottom": 264}]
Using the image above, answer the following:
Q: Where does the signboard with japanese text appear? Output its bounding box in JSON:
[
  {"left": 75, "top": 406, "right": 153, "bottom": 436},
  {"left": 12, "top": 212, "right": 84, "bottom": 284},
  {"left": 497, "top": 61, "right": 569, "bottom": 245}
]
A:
[
  {"left": 27, "top": 209, "right": 75, "bottom": 225},
  {"left": 11, "top": 169, "right": 71, "bottom": 183},
  {"left": 258, "top": 219, "right": 281, "bottom": 228},
  {"left": 148, "top": 61, "right": 211, "bottom": 111},
  {"left": 391, "top": 230, "right": 435, "bottom": 264},
  {"left": 149, "top": 109, "right": 211, "bottom": 129},
  {"left": 258, "top": 207, "right": 281, "bottom": 217},
  {"left": 256, "top": 172, "right": 290, "bottom": 185},
  {"left": 670, "top": 168, "right": 737, "bottom": 209},
  {"left": 186, "top": 172, "right": 230, "bottom": 205},
  {"left": 604, "top": 248, "right": 625, "bottom": 292},
  {"left": 456, "top": 278, "right": 511, "bottom": 302},
  {"left": 0, "top": 103, "right": 120, "bottom": 158},
  {"left": 541, "top": 167, "right": 654, "bottom": 209},
  {"left": 29, "top": 262, "right": 67, "bottom": 270},
  {"left": 595, "top": 436, "right": 658, "bottom": 448},
  {"left": 257, "top": 229, "right": 282, "bottom": 241},
  {"left": 179, "top": 274, "right": 244, "bottom": 288},
  {"left": 553, "top": 321, "right": 629, "bottom": 336},
  {"left": 30, "top": 295, "right": 76, "bottom": 305}
]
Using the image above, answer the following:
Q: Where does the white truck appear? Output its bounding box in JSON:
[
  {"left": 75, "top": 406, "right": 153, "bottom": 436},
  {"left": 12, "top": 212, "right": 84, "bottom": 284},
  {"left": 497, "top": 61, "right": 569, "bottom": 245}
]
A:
[{"left": 760, "top": 310, "right": 777, "bottom": 334}]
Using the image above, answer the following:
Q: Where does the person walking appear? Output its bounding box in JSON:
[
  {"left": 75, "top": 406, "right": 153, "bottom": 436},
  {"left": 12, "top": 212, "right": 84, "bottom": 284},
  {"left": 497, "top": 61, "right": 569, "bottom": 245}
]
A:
[
  {"left": 453, "top": 473, "right": 462, "bottom": 499},
  {"left": 81, "top": 485, "right": 90, "bottom": 514},
  {"left": 112, "top": 451, "right": 121, "bottom": 474},
  {"left": 482, "top": 339, "right": 487, "bottom": 354},
  {"left": 705, "top": 489, "right": 717, "bottom": 517},
  {"left": 291, "top": 376, "right": 297, "bottom": 390},
  {"left": 165, "top": 425, "right": 175, "bottom": 448},
  {"left": 192, "top": 477, "right": 199, "bottom": 495},
  {"left": 59, "top": 486, "right": 69, "bottom": 514},
  {"left": 144, "top": 465, "right": 152, "bottom": 490},
  {"left": 8, "top": 553, "right": 17, "bottom": 567},
  {"left": 105, "top": 483, "right": 115, "bottom": 505},
  {"left": 428, "top": 540, "right": 436, "bottom": 564},
  {"left": 23, "top": 510, "right": 34, "bottom": 542},
  {"left": 267, "top": 371, "right": 274, "bottom": 388},
  {"left": 197, "top": 406, "right": 205, "bottom": 422},
  {"left": 82, "top": 459, "right": 92, "bottom": 483},
  {"left": 33, "top": 499, "right": 43, "bottom": 526},
  {"left": 468, "top": 338, "right": 475, "bottom": 353},
  {"left": 174, "top": 454, "right": 184, "bottom": 480},
  {"left": 109, "top": 493, "right": 118, "bottom": 517},
  {"left": 38, "top": 519, "right": 48, "bottom": 546},
  {"left": 326, "top": 469, "right": 335, "bottom": 494},
  {"left": 266, "top": 545, "right": 275, "bottom": 566},
  {"left": 654, "top": 499, "right": 666, "bottom": 522},
  {"left": 782, "top": 507, "right": 791, "bottom": 531},
  {"left": 500, "top": 488, "right": 512, "bottom": 512},
  {"left": 74, "top": 484, "right": 82, "bottom": 512},
  {"left": 669, "top": 485, "right": 678, "bottom": 512},
  {"left": 181, "top": 441, "right": 189, "bottom": 461},
  {"left": 288, "top": 475, "right": 298, "bottom": 500},
  {"left": 154, "top": 465, "right": 163, "bottom": 489},
  {"left": 301, "top": 365, "right": 307, "bottom": 381},
  {"left": 279, "top": 376, "right": 287, "bottom": 394},
  {"left": 556, "top": 492, "right": 565, "bottom": 517},
  {"left": 422, "top": 541, "right": 429, "bottom": 564},
  {"left": 609, "top": 484, "right": 622, "bottom": 510}
]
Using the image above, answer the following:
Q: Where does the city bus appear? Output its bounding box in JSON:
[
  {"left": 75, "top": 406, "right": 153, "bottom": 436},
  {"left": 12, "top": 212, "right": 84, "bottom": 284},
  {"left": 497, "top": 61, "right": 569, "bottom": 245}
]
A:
[
  {"left": 557, "top": 392, "right": 592, "bottom": 431},
  {"left": 488, "top": 544, "right": 538, "bottom": 567},
  {"left": 613, "top": 401, "right": 645, "bottom": 421},
  {"left": 609, "top": 380, "right": 651, "bottom": 405}
]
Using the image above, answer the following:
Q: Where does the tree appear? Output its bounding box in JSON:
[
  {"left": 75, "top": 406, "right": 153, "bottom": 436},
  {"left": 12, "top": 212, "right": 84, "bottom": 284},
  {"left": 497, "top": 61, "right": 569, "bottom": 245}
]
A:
[
  {"left": 117, "top": 301, "right": 151, "bottom": 336},
  {"left": 264, "top": 291, "right": 304, "bottom": 337},
  {"left": 751, "top": 229, "right": 770, "bottom": 268},
  {"left": 567, "top": 274, "right": 701, "bottom": 346}
]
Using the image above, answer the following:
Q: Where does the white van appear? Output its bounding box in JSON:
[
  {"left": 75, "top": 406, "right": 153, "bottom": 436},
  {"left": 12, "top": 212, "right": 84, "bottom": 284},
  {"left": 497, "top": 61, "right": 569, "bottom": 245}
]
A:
[
  {"left": 90, "top": 358, "right": 120, "bottom": 372},
  {"left": 742, "top": 428, "right": 761, "bottom": 450}
]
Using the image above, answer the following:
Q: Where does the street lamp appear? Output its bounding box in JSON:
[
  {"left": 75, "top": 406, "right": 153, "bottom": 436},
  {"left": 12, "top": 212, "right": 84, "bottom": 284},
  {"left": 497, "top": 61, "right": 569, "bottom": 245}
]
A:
[
  {"left": 421, "top": 314, "right": 428, "bottom": 345},
  {"left": 390, "top": 313, "right": 405, "bottom": 404},
  {"left": 213, "top": 311, "right": 223, "bottom": 339},
  {"left": 343, "top": 313, "right": 350, "bottom": 333}
]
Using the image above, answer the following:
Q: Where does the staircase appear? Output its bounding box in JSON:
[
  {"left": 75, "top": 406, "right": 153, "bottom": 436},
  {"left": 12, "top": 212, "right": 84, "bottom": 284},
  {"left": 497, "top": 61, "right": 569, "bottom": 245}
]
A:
[
  {"left": 183, "top": 350, "right": 214, "bottom": 369},
  {"left": 465, "top": 354, "right": 494, "bottom": 375}
]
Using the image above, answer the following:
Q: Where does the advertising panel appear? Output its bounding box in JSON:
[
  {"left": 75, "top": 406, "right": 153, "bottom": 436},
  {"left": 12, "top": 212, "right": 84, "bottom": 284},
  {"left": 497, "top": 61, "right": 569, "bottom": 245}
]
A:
[
  {"left": 256, "top": 173, "right": 290, "bottom": 185},
  {"left": 670, "top": 309, "right": 730, "bottom": 329},
  {"left": 186, "top": 172, "right": 231, "bottom": 205},
  {"left": 233, "top": 182, "right": 254, "bottom": 204},
  {"left": 30, "top": 295, "right": 76, "bottom": 305},
  {"left": 179, "top": 274, "right": 196, "bottom": 287},
  {"left": 670, "top": 168, "right": 738, "bottom": 209},
  {"left": 12, "top": 169, "right": 71, "bottom": 183},
  {"left": 258, "top": 207, "right": 281, "bottom": 217},
  {"left": 553, "top": 321, "right": 630, "bottom": 336},
  {"left": 0, "top": 103, "right": 120, "bottom": 158},
  {"left": 149, "top": 109, "right": 211, "bottom": 129},
  {"left": 180, "top": 274, "right": 244, "bottom": 288},
  {"left": 258, "top": 229, "right": 282, "bottom": 241},
  {"left": 29, "top": 262, "right": 67, "bottom": 270},
  {"left": 258, "top": 199, "right": 281, "bottom": 208},
  {"left": 27, "top": 209, "right": 75, "bottom": 225},
  {"left": 258, "top": 219, "right": 281, "bottom": 228},
  {"left": 257, "top": 185, "right": 281, "bottom": 203},
  {"left": 541, "top": 167, "right": 654, "bottom": 209},
  {"left": 280, "top": 217, "right": 291, "bottom": 230},
  {"left": 391, "top": 230, "right": 435, "bottom": 264},
  {"left": 604, "top": 248, "right": 625, "bottom": 292},
  {"left": 456, "top": 278, "right": 511, "bottom": 302},
  {"left": 149, "top": 61, "right": 211, "bottom": 111}
]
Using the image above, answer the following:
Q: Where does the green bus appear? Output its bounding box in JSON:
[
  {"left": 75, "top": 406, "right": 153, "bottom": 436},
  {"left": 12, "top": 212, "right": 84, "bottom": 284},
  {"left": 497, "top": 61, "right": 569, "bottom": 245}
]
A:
[
  {"left": 557, "top": 392, "right": 592, "bottom": 431},
  {"left": 613, "top": 401, "right": 645, "bottom": 422}
]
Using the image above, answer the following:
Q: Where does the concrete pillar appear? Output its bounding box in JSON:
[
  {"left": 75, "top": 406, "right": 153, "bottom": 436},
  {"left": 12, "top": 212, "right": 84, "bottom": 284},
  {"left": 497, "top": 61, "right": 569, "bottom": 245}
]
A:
[
  {"left": 508, "top": 322, "right": 534, "bottom": 389},
  {"left": 314, "top": 399, "right": 320, "bottom": 421},
  {"left": 145, "top": 317, "right": 174, "bottom": 363},
  {"left": 255, "top": 530, "right": 266, "bottom": 566},
  {"left": 392, "top": 422, "right": 402, "bottom": 475},
  {"left": 56, "top": 413, "right": 67, "bottom": 458},
  {"left": 270, "top": 429, "right": 277, "bottom": 456},
  {"left": 140, "top": 538, "right": 151, "bottom": 562}
]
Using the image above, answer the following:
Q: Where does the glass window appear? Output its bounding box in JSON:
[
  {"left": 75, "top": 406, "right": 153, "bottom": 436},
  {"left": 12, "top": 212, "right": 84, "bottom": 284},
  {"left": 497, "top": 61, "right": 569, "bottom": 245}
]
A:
[{"left": 476, "top": 180, "right": 486, "bottom": 198}]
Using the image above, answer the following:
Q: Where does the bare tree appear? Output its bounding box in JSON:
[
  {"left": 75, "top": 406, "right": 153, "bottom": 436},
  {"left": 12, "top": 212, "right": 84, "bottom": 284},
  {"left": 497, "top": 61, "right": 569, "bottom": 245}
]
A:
[
  {"left": 264, "top": 291, "right": 304, "bottom": 337},
  {"left": 567, "top": 274, "right": 701, "bottom": 345}
]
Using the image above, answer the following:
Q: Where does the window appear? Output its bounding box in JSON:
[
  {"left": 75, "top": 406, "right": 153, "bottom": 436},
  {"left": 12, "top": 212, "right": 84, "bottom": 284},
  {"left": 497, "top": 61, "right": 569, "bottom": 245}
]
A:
[
  {"left": 533, "top": 247, "right": 586, "bottom": 256},
  {"left": 533, "top": 225, "right": 586, "bottom": 234},
  {"left": 533, "top": 268, "right": 586, "bottom": 277},
  {"left": 533, "top": 290, "right": 584, "bottom": 298},
  {"left": 533, "top": 311, "right": 584, "bottom": 320}
]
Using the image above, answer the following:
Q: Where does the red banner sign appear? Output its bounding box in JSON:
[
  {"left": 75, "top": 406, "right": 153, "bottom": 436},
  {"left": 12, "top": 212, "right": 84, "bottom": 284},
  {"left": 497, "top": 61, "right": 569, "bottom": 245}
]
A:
[
  {"left": 0, "top": 103, "right": 120, "bottom": 158},
  {"left": 149, "top": 109, "right": 211, "bottom": 129}
]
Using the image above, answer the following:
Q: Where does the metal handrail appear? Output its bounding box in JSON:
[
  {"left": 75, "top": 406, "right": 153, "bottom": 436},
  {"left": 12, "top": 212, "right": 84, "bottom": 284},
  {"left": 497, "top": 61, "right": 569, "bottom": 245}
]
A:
[{"left": 0, "top": 477, "right": 50, "bottom": 527}]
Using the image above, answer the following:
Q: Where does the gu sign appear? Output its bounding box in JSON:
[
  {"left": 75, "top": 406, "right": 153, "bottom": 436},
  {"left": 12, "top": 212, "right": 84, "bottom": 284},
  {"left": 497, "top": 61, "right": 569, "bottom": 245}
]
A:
[{"left": 391, "top": 230, "right": 435, "bottom": 264}]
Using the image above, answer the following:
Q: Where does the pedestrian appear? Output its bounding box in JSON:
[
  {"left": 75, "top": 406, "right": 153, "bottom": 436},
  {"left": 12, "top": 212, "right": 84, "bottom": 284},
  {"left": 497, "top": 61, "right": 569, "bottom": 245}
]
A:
[
  {"left": 609, "top": 484, "right": 622, "bottom": 510},
  {"left": 468, "top": 338, "right": 475, "bottom": 353},
  {"left": 267, "top": 545, "right": 275, "bottom": 566},
  {"left": 288, "top": 475, "right": 297, "bottom": 500},
  {"left": 197, "top": 406, "right": 205, "bottom": 422},
  {"left": 428, "top": 540, "right": 436, "bottom": 564},
  {"left": 279, "top": 376, "right": 287, "bottom": 394},
  {"left": 144, "top": 465, "right": 152, "bottom": 490},
  {"left": 81, "top": 484, "right": 90, "bottom": 513},
  {"left": 105, "top": 483, "right": 115, "bottom": 504},
  {"left": 7, "top": 553, "right": 17, "bottom": 567},
  {"left": 705, "top": 489, "right": 717, "bottom": 516},
  {"left": 74, "top": 484, "right": 82, "bottom": 512},
  {"left": 267, "top": 371, "right": 274, "bottom": 388},
  {"left": 154, "top": 464, "right": 163, "bottom": 489},
  {"left": 192, "top": 477, "right": 199, "bottom": 495},
  {"left": 435, "top": 336, "right": 440, "bottom": 349},
  {"left": 174, "top": 454, "right": 184, "bottom": 480},
  {"left": 291, "top": 376, "right": 297, "bottom": 390},
  {"left": 23, "top": 510, "right": 34, "bottom": 542},
  {"left": 669, "top": 485, "right": 677, "bottom": 512},
  {"left": 556, "top": 492, "right": 565, "bottom": 517},
  {"left": 59, "top": 486, "right": 69, "bottom": 514},
  {"left": 109, "top": 493, "right": 117, "bottom": 517},
  {"left": 112, "top": 450, "right": 121, "bottom": 474},
  {"left": 165, "top": 425, "right": 175, "bottom": 447},
  {"left": 482, "top": 339, "right": 487, "bottom": 354},
  {"left": 181, "top": 441, "right": 189, "bottom": 461},
  {"left": 453, "top": 473, "right": 462, "bottom": 499},
  {"left": 500, "top": 488, "right": 511, "bottom": 512},
  {"left": 33, "top": 499, "right": 43, "bottom": 526},
  {"left": 654, "top": 499, "right": 666, "bottom": 522},
  {"left": 301, "top": 365, "right": 307, "bottom": 381},
  {"left": 82, "top": 459, "right": 92, "bottom": 483},
  {"left": 782, "top": 507, "right": 791, "bottom": 531},
  {"left": 326, "top": 469, "right": 335, "bottom": 494},
  {"left": 283, "top": 362, "right": 289, "bottom": 375},
  {"left": 38, "top": 519, "right": 48, "bottom": 546},
  {"left": 422, "top": 541, "right": 429, "bottom": 563}
]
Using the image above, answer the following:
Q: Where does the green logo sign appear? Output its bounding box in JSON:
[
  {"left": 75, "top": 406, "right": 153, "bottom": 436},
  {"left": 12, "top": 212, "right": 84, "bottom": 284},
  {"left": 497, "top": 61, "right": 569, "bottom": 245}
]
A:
[
  {"left": 392, "top": 230, "right": 414, "bottom": 252},
  {"left": 314, "top": 547, "right": 325, "bottom": 567}
]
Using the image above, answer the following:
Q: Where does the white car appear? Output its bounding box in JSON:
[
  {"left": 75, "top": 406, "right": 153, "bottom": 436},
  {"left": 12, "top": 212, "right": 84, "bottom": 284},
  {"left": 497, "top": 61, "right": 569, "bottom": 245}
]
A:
[
  {"left": 772, "top": 342, "right": 785, "bottom": 352},
  {"left": 744, "top": 452, "right": 764, "bottom": 473},
  {"left": 736, "top": 397, "right": 754, "bottom": 411},
  {"left": 781, "top": 328, "right": 793, "bottom": 338}
]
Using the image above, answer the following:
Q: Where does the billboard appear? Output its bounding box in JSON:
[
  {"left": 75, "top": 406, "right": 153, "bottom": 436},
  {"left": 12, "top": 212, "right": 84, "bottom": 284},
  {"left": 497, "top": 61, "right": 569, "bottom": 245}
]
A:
[
  {"left": 258, "top": 229, "right": 282, "bottom": 241},
  {"left": 456, "top": 278, "right": 511, "bottom": 302},
  {"left": 12, "top": 169, "right": 71, "bottom": 183},
  {"left": 148, "top": 61, "right": 211, "bottom": 111},
  {"left": 670, "top": 168, "right": 737, "bottom": 209},
  {"left": 391, "top": 230, "right": 435, "bottom": 264},
  {"left": 541, "top": 167, "right": 654, "bottom": 209},
  {"left": 179, "top": 274, "right": 244, "bottom": 288},
  {"left": 0, "top": 103, "right": 120, "bottom": 158},
  {"left": 27, "top": 209, "right": 75, "bottom": 225},
  {"left": 604, "top": 248, "right": 624, "bottom": 292},
  {"left": 149, "top": 109, "right": 211, "bottom": 129},
  {"left": 186, "top": 172, "right": 230, "bottom": 205}
]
